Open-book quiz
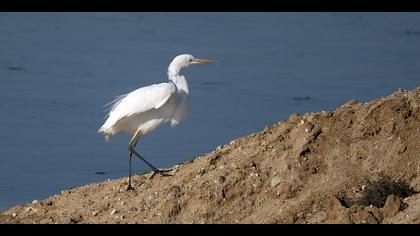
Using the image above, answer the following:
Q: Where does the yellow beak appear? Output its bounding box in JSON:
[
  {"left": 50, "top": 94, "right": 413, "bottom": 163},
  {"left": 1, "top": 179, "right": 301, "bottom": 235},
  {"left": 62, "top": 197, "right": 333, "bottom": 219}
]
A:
[{"left": 191, "top": 58, "right": 215, "bottom": 64}]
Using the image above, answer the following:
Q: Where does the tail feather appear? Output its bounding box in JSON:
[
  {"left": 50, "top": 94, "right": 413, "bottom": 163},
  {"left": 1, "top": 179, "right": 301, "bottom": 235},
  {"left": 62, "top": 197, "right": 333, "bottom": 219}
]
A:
[
  {"left": 98, "top": 93, "right": 127, "bottom": 142},
  {"left": 98, "top": 126, "right": 113, "bottom": 142}
]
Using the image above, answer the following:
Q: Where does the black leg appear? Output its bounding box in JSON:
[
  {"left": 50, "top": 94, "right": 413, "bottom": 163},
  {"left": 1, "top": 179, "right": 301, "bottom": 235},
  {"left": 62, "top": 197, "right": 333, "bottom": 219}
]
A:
[
  {"left": 125, "top": 130, "right": 172, "bottom": 191},
  {"left": 126, "top": 130, "right": 141, "bottom": 191},
  {"left": 126, "top": 151, "right": 134, "bottom": 191},
  {"left": 130, "top": 149, "right": 173, "bottom": 177}
]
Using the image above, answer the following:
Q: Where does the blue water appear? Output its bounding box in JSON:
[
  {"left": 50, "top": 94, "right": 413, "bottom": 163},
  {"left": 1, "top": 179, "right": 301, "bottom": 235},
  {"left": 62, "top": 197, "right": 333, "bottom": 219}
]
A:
[{"left": 1, "top": 13, "right": 419, "bottom": 210}]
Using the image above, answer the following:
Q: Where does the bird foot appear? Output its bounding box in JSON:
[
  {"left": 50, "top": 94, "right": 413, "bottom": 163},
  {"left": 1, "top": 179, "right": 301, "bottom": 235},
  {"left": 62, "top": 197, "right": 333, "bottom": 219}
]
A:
[
  {"left": 149, "top": 168, "right": 174, "bottom": 179},
  {"left": 126, "top": 185, "right": 135, "bottom": 191}
]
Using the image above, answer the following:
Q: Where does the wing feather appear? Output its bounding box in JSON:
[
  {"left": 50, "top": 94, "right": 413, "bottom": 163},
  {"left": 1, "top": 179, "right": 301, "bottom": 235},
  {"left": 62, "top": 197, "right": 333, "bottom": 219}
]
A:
[{"left": 100, "top": 82, "right": 177, "bottom": 130}]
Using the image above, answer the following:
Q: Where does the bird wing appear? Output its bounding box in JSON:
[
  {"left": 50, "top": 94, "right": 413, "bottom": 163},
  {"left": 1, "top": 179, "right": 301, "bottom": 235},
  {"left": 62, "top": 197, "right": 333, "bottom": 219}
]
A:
[{"left": 102, "top": 82, "right": 177, "bottom": 127}]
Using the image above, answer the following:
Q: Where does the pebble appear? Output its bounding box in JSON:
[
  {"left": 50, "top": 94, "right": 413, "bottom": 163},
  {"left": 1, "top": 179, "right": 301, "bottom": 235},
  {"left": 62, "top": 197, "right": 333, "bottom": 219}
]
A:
[
  {"left": 219, "top": 176, "right": 226, "bottom": 183},
  {"left": 92, "top": 210, "right": 99, "bottom": 217},
  {"left": 271, "top": 176, "right": 282, "bottom": 188},
  {"left": 110, "top": 209, "right": 118, "bottom": 215},
  {"left": 12, "top": 212, "right": 18, "bottom": 218},
  {"left": 32, "top": 200, "right": 39, "bottom": 204}
]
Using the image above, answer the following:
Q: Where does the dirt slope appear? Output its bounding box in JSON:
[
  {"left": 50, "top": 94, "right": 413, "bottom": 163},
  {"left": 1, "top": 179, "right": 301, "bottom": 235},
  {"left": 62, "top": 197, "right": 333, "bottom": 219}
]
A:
[{"left": 1, "top": 88, "right": 419, "bottom": 224}]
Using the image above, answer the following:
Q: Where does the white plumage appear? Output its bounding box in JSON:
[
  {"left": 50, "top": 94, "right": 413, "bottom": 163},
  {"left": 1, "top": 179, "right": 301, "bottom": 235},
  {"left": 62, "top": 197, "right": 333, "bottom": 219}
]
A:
[
  {"left": 98, "top": 82, "right": 179, "bottom": 140},
  {"left": 98, "top": 54, "right": 213, "bottom": 140},
  {"left": 98, "top": 54, "right": 214, "bottom": 190}
]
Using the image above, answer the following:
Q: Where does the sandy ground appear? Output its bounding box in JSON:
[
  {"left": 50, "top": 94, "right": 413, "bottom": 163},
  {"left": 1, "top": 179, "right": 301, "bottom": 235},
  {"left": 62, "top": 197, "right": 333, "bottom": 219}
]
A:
[{"left": 1, "top": 88, "right": 419, "bottom": 224}]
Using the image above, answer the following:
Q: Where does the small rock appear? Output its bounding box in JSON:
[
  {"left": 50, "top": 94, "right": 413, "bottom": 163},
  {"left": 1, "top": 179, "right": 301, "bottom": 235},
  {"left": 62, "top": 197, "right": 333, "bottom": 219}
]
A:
[
  {"left": 32, "top": 200, "right": 39, "bottom": 204},
  {"left": 351, "top": 209, "right": 378, "bottom": 224},
  {"left": 12, "top": 212, "right": 18, "bottom": 218},
  {"left": 324, "top": 197, "right": 351, "bottom": 224},
  {"left": 92, "top": 210, "right": 99, "bottom": 217},
  {"left": 219, "top": 176, "right": 226, "bottom": 183},
  {"left": 288, "top": 113, "right": 301, "bottom": 123},
  {"left": 271, "top": 176, "right": 282, "bottom": 188},
  {"left": 69, "top": 214, "right": 82, "bottom": 224},
  {"left": 110, "top": 209, "right": 118, "bottom": 215},
  {"left": 367, "top": 207, "right": 383, "bottom": 223},
  {"left": 341, "top": 99, "right": 358, "bottom": 108},
  {"left": 229, "top": 140, "right": 235, "bottom": 145},
  {"left": 381, "top": 194, "right": 403, "bottom": 218},
  {"left": 171, "top": 185, "right": 182, "bottom": 199}
]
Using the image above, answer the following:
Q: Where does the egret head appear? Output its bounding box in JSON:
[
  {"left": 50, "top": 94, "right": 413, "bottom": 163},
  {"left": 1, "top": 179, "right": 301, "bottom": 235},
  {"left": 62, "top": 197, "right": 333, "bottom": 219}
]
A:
[{"left": 168, "top": 54, "right": 214, "bottom": 76}]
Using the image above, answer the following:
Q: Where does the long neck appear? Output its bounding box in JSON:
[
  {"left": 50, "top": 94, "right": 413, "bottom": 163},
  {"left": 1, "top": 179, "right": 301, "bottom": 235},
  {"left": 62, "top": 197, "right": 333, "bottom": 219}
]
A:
[{"left": 168, "top": 66, "right": 189, "bottom": 94}]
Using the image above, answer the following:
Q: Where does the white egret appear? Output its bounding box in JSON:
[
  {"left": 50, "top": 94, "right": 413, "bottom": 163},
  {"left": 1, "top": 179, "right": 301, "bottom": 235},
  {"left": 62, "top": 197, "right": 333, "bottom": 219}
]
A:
[{"left": 98, "top": 54, "right": 214, "bottom": 190}]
